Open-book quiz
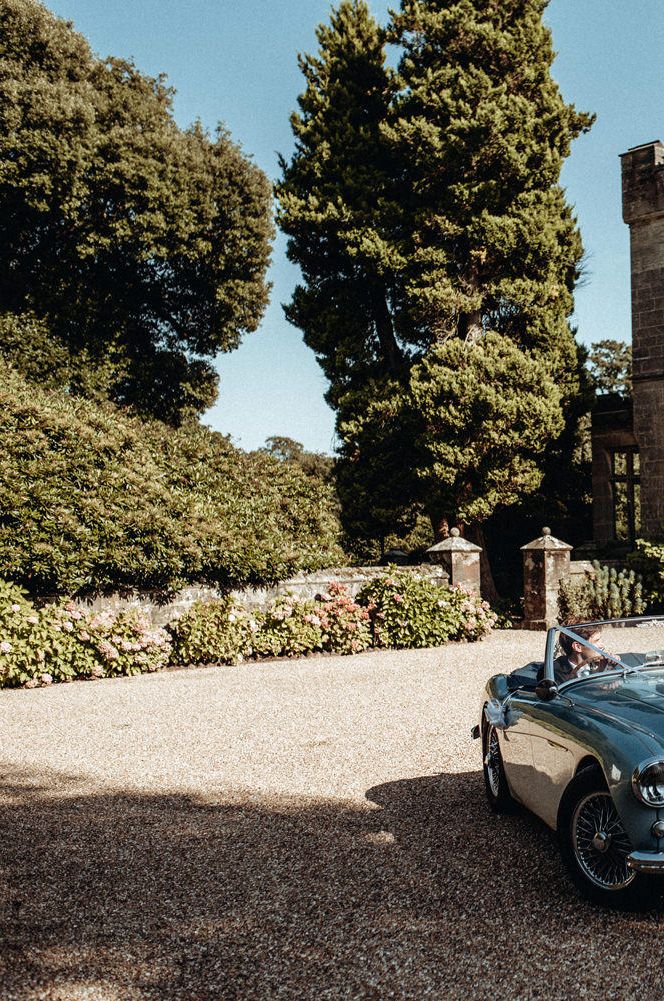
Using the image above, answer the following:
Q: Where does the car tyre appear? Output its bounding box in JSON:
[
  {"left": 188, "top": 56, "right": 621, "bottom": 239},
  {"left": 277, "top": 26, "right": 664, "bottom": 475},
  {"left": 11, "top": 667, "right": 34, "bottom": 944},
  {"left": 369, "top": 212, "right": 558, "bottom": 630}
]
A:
[
  {"left": 558, "top": 766, "right": 659, "bottom": 910},
  {"left": 482, "top": 718, "right": 516, "bottom": 812}
]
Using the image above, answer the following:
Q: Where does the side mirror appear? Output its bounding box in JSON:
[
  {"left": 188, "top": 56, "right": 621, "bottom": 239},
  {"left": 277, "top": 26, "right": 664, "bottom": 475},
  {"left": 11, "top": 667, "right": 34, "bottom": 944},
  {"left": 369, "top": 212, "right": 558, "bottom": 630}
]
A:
[{"left": 535, "top": 678, "right": 559, "bottom": 702}]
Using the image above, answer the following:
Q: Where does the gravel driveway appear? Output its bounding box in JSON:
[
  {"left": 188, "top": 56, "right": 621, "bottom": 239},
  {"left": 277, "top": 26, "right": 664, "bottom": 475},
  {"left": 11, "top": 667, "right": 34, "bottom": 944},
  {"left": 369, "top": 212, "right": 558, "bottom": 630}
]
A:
[{"left": 1, "top": 631, "right": 663, "bottom": 1000}]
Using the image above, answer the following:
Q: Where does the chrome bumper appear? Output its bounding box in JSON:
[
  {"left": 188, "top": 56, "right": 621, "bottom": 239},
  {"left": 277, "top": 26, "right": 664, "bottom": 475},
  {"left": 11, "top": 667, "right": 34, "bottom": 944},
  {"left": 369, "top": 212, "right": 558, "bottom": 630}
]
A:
[{"left": 627, "top": 851, "right": 664, "bottom": 873}]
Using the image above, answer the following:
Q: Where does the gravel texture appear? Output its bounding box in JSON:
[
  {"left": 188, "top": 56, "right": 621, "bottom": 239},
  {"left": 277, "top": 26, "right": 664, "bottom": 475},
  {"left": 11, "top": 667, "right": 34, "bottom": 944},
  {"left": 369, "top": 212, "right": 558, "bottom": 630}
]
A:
[{"left": 2, "top": 630, "right": 664, "bottom": 1000}]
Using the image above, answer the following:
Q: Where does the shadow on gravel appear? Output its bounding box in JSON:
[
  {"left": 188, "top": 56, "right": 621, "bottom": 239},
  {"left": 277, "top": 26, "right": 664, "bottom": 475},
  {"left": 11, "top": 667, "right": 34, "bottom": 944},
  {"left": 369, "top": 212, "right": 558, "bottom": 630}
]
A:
[{"left": 1, "top": 768, "right": 663, "bottom": 1001}]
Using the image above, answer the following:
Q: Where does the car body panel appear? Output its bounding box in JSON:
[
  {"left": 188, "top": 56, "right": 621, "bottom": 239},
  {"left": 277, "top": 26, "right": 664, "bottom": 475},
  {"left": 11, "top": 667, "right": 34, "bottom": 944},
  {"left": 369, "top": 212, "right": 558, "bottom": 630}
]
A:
[{"left": 480, "top": 647, "right": 664, "bottom": 856}]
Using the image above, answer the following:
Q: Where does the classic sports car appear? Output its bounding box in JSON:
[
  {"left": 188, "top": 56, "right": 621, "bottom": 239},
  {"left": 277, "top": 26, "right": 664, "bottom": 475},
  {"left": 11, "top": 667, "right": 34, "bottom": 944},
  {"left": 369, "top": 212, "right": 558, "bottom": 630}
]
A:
[{"left": 473, "top": 616, "right": 664, "bottom": 907}]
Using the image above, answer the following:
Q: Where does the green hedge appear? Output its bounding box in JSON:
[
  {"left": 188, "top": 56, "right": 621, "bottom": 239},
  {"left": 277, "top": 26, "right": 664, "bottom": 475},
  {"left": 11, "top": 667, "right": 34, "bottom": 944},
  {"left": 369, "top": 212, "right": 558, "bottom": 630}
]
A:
[{"left": 0, "top": 365, "right": 344, "bottom": 596}]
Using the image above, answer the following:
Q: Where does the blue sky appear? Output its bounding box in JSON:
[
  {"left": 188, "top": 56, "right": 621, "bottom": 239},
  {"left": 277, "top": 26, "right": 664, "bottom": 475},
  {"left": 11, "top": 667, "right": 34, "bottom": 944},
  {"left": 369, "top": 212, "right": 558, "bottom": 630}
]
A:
[{"left": 47, "top": 0, "right": 664, "bottom": 453}]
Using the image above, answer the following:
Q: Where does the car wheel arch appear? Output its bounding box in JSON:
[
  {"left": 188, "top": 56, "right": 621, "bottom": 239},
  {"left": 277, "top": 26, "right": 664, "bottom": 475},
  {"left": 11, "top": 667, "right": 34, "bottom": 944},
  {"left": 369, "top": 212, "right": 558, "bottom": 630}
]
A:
[
  {"left": 574, "top": 755, "right": 604, "bottom": 779},
  {"left": 557, "top": 757, "right": 608, "bottom": 832}
]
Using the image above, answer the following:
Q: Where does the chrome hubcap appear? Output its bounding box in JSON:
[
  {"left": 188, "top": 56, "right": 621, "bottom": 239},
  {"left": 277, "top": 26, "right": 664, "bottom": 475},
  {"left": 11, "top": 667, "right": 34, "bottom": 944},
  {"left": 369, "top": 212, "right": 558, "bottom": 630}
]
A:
[
  {"left": 592, "top": 831, "right": 611, "bottom": 853},
  {"left": 572, "top": 792, "right": 635, "bottom": 890},
  {"left": 485, "top": 725, "right": 501, "bottom": 797}
]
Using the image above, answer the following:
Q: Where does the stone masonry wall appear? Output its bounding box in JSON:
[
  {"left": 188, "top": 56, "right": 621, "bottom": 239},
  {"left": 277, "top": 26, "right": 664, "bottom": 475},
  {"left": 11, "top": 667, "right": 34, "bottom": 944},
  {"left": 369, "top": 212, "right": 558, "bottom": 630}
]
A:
[
  {"left": 622, "top": 141, "right": 664, "bottom": 536},
  {"left": 57, "top": 565, "right": 450, "bottom": 627}
]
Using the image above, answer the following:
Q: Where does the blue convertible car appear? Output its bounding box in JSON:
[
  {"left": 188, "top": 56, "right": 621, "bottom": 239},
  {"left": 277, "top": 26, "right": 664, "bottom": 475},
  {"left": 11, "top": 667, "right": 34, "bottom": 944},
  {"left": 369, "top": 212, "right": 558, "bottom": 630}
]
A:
[{"left": 474, "top": 616, "right": 664, "bottom": 907}]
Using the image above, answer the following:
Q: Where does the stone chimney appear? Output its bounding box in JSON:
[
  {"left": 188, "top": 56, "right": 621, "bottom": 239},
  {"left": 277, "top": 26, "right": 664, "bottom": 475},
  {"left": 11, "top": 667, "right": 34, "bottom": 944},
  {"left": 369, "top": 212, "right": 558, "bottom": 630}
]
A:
[{"left": 621, "top": 140, "right": 664, "bottom": 536}]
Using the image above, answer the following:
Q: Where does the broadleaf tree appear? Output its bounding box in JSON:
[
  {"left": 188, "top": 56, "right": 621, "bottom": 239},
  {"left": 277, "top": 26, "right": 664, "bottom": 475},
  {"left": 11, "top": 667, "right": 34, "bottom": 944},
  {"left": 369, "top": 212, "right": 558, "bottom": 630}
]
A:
[
  {"left": 588, "top": 339, "right": 632, "bottom": 397},
  {"left": 0, "top": 0, "right": 273, "bottom": 423}
]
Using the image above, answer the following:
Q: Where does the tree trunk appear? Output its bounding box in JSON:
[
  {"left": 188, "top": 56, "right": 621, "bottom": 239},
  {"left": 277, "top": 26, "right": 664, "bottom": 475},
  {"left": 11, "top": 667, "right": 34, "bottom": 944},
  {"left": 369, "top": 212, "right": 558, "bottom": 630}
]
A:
[
  {"left": 370, "top": 285, "right": 402, "bottom": 373},
  {"left": 458, "top": 309, "right": 483, "bottom": 344},
  {"left": 430, "top": 512, "right": 450, "bottom": 543},
  {"left": 464, "top": 523, "right": 501, "bottom": 606}
]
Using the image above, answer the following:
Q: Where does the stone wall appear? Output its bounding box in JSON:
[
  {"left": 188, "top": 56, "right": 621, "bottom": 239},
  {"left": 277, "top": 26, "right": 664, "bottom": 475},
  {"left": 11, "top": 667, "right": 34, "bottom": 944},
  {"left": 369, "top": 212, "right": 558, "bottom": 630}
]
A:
[{"left": 59, "top": 564, "right": 450, "bottom": 627}]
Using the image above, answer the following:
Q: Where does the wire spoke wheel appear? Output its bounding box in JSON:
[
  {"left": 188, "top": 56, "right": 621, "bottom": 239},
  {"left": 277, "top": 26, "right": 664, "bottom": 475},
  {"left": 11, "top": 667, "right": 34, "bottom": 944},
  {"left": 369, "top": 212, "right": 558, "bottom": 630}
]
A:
[
  {"left": 571, "top": 791, "right": 635, "bottom": 891},
  {"left": 485, "top": 725, "right": 501, "bottom": 797}
]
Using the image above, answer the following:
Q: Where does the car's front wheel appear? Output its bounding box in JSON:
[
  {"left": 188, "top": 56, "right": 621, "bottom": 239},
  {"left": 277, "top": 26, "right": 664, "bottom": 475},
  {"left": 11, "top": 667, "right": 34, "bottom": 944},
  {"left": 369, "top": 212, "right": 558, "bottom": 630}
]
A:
[
  {"left": 558, "top": 766, "right": 658, "bottom": 909},
  {"left": 482, "top": 718, "right": 516, "bottom": 812}
]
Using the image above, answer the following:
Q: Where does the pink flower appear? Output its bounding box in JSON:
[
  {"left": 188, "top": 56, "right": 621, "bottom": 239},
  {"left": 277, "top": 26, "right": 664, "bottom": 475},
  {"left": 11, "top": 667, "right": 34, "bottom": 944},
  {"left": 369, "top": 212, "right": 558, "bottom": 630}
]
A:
[
  {"left": 11, "top": 603, "right": 20, "bottom": 612},
  {"left": 0, "top": 640, "right": 12, "bottom": 653},
  {"left": 40, "top": 673, "right": 53, "bottom": 686},
  {"left": 25, "top": 678, "right": 38, "bottom": 689},
  {"left": 393, "top": 594, "right": 404, "bottom": 604}
]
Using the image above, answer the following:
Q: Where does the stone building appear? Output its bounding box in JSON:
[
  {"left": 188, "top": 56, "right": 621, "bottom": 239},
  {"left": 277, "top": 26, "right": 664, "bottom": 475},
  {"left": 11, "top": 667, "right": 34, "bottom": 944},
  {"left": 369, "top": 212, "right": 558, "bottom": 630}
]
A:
[{"left": 592, "top": 140, "right": 664, "bottom": 547}]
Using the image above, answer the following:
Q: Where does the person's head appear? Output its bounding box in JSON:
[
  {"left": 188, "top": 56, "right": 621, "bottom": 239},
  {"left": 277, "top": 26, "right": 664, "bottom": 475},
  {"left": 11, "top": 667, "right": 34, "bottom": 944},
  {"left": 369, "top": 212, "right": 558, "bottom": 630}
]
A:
[{"left": 559, "top": 620, "right": 603, "bottom": 664}]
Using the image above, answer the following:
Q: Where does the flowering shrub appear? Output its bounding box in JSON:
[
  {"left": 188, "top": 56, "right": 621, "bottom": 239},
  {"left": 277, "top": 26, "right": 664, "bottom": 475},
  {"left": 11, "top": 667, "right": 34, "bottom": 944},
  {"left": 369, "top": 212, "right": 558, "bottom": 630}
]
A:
[
  {"left": 445, "top": 585, "right": 497, "bottom": 642},
  {"left": 0, "top": 580, "right": 171, "bottom": 688},
  {"left": 357, "top": 570, "right": 496, "bottom": 648},
  {"left": 0, "top": 571, "right": 495, "bottom": 690},
  {"left": 0, "top": 582, "right": 95, "bottom": 687},
  {"left": 253, "top": 593, "right": 324, "bottom": 658},
  {"left": 315, "top": 583, "right": 371, "bottom": 655},
  {"left": 168, "top": 598, "right": 254, "bottom": 666},
  {"left": 79, "top": 607, "right": 171, "bottom": 677}
]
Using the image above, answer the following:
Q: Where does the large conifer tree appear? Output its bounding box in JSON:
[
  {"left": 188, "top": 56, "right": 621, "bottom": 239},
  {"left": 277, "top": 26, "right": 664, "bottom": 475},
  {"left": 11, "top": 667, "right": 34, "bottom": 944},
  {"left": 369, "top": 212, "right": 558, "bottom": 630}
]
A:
[
  {"left": 278, "top": 0, "right": 594, "bottom": 563},
  {"left": 388, "top": 0, "right": 593, "bottom": 392},
  {"left": 277, "top": 0, "right": 409, "bottom": 407}
]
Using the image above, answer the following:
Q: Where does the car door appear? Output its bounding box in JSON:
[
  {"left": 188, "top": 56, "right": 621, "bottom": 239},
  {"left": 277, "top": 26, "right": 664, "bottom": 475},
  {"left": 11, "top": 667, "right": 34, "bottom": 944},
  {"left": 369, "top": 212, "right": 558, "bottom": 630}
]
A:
[
  {"left": 521, "top": 699, "right": 580, "bottom": 829},
  {"left": 498, "top": 690, "right": 543, "bottom": 809}
]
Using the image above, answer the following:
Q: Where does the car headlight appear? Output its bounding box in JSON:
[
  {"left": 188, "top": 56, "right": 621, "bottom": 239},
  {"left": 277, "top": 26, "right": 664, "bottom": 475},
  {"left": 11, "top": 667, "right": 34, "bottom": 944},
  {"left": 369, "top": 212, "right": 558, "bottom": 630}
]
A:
[{"left": 633, "top": 759, "right": 664, "bottom": 806}]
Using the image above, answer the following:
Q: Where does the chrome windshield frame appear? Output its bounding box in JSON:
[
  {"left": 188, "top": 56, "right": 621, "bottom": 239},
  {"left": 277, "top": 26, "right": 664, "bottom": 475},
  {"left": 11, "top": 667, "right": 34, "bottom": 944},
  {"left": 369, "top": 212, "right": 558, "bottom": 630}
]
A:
[{"left": 543, "top": 615, "right": 664, "bottom": 685}]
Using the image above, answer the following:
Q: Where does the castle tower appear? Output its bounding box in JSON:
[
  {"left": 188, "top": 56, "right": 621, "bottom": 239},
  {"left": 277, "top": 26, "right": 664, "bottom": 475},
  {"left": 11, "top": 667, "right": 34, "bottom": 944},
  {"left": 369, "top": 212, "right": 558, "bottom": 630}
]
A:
[{"left": 621, "top": 140, "right": 664, "bottom": 537}]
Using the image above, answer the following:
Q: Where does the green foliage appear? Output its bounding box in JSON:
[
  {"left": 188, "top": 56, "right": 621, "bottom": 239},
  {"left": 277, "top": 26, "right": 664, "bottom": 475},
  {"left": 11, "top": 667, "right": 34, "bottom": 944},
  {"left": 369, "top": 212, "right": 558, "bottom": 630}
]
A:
[
  {"left": 0, "top": 365, "right": 344, "bottom": 596},
  {"left": 0, "top": 580, "right": 170, "bottom": 688},
  {"left": 277, "top": 1, "right": 405, "bottom": 405},
  {"left": 387, "top": 0, "right": 593, "bottom": 371},
  {"left": 407, "top": 332, "right": 565, "bottom": 526},
  {"left": 588, "top": 340, "right": 632, "bottom": 397},
  {"left": 629, "top": 541, "right": 664, "bottom": 610},
  {"left": 558, "top": 562, "right": 646, "bottom": 622},
  {"left": 357, "top": 569, "right": 496, "bottom": 648},
  {"left": 0, "top": 0, "right": 273, "bottom": 422},
  {"left": 253, "top": 593, "right": 326, "bottom": 658},
  {"left": 314, "top": 582, "right": 372, "bottom": 655},
  {"left": 168, "top": 598, "right": 254, "bottom": 666},
  {"left": 335, "top": 378, "right": 422, "bottom": 554},
  {"left": 262, "top": 437, "right": 335, "bottom": 483}
]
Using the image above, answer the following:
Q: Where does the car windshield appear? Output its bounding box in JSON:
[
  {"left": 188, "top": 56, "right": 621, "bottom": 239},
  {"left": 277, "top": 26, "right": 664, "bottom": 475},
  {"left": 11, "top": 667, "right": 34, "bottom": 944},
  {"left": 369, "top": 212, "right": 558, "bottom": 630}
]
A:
[{"left": 549, "top": 616, "right": 664, "bottom": 684}]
